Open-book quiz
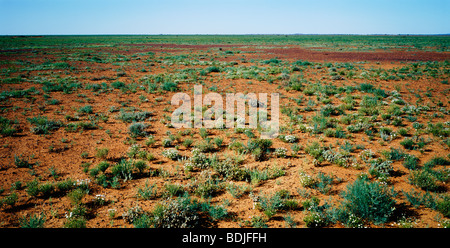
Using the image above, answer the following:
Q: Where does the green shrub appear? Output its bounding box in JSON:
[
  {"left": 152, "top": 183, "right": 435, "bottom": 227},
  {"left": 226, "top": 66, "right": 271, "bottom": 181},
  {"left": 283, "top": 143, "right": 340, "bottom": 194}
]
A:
[
  {"left": 340, "top": 178, "right": 396, "bottom": 224},
  {"left": 134, "top": 160, "right": 147, "bottom": 173},
  {"left": 0, "top": 192, "right": 18, "bottom": 207},
  {"left": 320, "top": 104, "right": 343, "bottom": 117},
  {"left": 56, "top": 178, "right": 76, "bottom": 193},
  {"left": 304, "top": 211, "right": 329, "bottom": 228},
  {"left": 128, "top": 122, "right": 148, "bottom": 138},
  {"left": 152, "top": 195, "right": 200, "bottom": 228},
  {"left": 0, "top": 117, "right": 18, "bottom": 136},
  {"left": 195, "top": 139, "right": 215, "bottom": 153},
  {"left": 313, "top": 172, "right": 335, "bottom": 194},
  {"left": 359, "top": 83, "right": 374, "bottom": 93},
  {"left": 305, "top": 141, "right": 324, "bottom": 161},
  {"left": 77, "top": 105, "right": 93, "bottom": 115},
  {"left": 111, "top": 81, "right": 126, "bottom": 89},
  {"left": 95, "top": 148, "right": 109, "bottom": 159},
  {"left": 368, "top": 159, "right": 393, "bottom": 181},
  {"left": 14, "top": 154, "right": 33, "bottom": 168},
  {"left": 161, "top": 149, "right": 179, "bottom": 160},
  {"left": 162, "top": 138, "right": 173, "bottom": 147},
  {"left": 67, "top": 188, "right": 86, "bottom": 206},
  {"left": 205, "top": 66, "right": 221, "bottom": 73},
  {"left": 436, "top": 196, "right": 450, "bottom": 218},
  {"left": 247, "top": 215, "right": 268, "bottom": 228},
  {"left": 248, "top": 165, "right": 285, "bottom": 185},
  {"left": 161, "top": 82, "right": 178, "bottom": 92},
  {"left": 359, "top": 95, "right": 379, "bottom": 116},
  {"left": 400, "top": 138, "right": 416, "bottom": 150},
  {"left": 206, "top": 204, "right": 228, "bottom": 221},
  {"left": 403, "top": 189, "right": 436, "bottom": 209},
  {"left": 136, "top": 180, "right": 158, "bottom": 200},
  {"left": 409, "top": 169, "right": 439, "bottom": 191},
  {"left": 256, "top": 191, "right": 287, "bottom": 219},
  {"left": 213, "top": 158, "right": 250, "bottom": 181},
  {"left": 397, "top": 128, "right": 408, "bottom": 136},
  {"left": 25, "top": 179, "right": 40, "bottom": 197},
  {"left": 403, "top": 154, "right": 419, "bottom": 170},
  {"left": 424, "top": 157, "right": 450, "bottom": 168},
  {"left": 19, "top": 213, "right": 46, "bottom": 228},
  {"left": 38, "top": 183, "right": 54, "bottom": 198},
  {"left": 427, "top": 122, "right": 450, "bottom": 137},
  {"left": 65, "top": 121, "right": 98, "bottom": 132},
  {"left": 111, "top": 159, "right": 135, "bottom": 181},
  {"left": 117, "top": 111, "right": 152, "bottom": 123},
  {"left": 133, "top": 214, "right": 152, "bottom": 228},
  {"left": 184, "top": 148, "right": 210, "bottom": 170},
  {"left": 27, "top": 116, "right": 62, "bottom": 134},
  {"left": 183, "top": 138, "right": 193, "bottom": 148},
  {"left": 226, "top": 183, "right": 250, "bottom": 198},
  {"left": 164, "top": 183, "right": 185, "bottom": 197},
  {"left": 64, "top": 217, "right": 86, "bottom": 228}
]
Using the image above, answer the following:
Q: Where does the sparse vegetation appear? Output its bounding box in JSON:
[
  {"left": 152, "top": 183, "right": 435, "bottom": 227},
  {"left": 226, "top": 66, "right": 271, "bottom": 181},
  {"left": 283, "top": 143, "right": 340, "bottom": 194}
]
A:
[{"left": 1, "top": 35, "right": 449, "bottom": 228}]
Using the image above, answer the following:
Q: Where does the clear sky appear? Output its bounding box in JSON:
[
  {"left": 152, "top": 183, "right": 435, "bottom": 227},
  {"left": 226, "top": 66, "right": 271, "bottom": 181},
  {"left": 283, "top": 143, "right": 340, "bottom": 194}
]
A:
[{"left": 0, "top": 0, "right": 448, "bottom": 35}]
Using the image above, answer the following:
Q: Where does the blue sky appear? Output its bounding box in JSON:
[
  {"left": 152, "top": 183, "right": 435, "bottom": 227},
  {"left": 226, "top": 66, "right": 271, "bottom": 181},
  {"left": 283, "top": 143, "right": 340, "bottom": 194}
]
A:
[{"left": 0, "top": 0, "right": 448, "bottom": 35}]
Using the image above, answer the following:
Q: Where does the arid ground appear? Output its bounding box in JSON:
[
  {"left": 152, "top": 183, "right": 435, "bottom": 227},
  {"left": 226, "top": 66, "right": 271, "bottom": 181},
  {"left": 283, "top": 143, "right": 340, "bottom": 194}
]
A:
[{"left": 0, "top": 35, "right": 449, "bottom": 228}]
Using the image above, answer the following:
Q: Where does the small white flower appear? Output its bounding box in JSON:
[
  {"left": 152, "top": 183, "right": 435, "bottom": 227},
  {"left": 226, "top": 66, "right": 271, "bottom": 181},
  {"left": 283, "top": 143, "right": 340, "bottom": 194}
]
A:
[
  {"left": 65, "top": 212, "right": 73, "bottom": 219},
  {"left": 284, "top": 135, "right": 297, "bottom": 143}
]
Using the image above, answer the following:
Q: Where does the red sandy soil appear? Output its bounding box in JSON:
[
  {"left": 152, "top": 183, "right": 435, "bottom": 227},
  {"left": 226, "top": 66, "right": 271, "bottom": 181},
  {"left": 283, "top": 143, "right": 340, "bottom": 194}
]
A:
[{"left": 0, "top": 43, "right": 449, "bottom": 228}]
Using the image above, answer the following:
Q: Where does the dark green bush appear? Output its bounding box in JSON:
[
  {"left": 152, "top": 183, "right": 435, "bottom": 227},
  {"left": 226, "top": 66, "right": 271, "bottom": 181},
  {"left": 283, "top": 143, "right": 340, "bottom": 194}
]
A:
[
  {"left": 424, "top": 157, "right": 450, "bottom": 168},
  {"left": 14, "top": 154, "right": 33, "bottom": 168},
  {"left": 409, "top": 169, "right": 439, "bottom": 191},
  {"left": 205, "top": 66, "right": 221, "bottom": 73},
  {"left": 111, "top": 81, "right": 126, "bottom": 89},
  {"left": 403, "top": 154, "right": 419, "bottom": 170},
  {"left": 77, "top": 105, "right": 93, "bottom": 115},
  {"left": 111, "top": 159, "right": 135, "bottom": 181},
  {"left": 256, "top": 191, "right": 288, "bottom": 219},
  {"left": 247, "top": 138, "right": 272, "bottom": 161},
  {"left": 340, "top": 178, "right": 396, "bottom": 224},
  {"left": 19, "top": 213, "right": 46, "bottom": 228},
  {"left": 128, "top": 122, "right": 148, "bottom": 138},
  {"left": 359, "top": 83, "right": 374, "bottom": 93},
  {"left": 161, "top": 81, "right": 178, "bottom": 92},
  {"left": 117, "top": 111, "right": 152, "bottom": 123},
  {"left": 27, "top": 116, "right": 62, "bottom": 134},
  {"left": 403, "top": 189, "right": 436, "bottom": 209},
  {"left": 437, "top": 196, "right": 450, "bottom": 218},
  {"left": 0, "top": 192, "right": 18, "bottom": 208},
  {"left": 427, "top": 122, "right": 450, "bottom": 137},
  {"left": 400, "top": 138, "right": 416, "bottom": 150},
  {"left": 0, "top": 116, "right": 18, "bottom": 136}
]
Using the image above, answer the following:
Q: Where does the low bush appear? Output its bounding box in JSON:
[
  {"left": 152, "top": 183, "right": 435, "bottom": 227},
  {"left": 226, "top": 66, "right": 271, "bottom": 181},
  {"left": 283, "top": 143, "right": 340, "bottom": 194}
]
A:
[
  {"left": 409, "top": 169, "right": 439, "bottom": 192},
  {"left": 0, "top": 117, "right": 18, "bottom": 136},
  {"left": 368, "top": 159, "right": 393, "bottom": 181},
  {"left": 117, "top": 111, "right": 153, "bottom": 123},
  {"left": 152, "top": 194, "right": 204, "bottom": 228},
  {"left": 340, "top": 178, "right": 396, "bottom": 224},
  {"left": 77, "top": 105, "right": 93, "bottom": 115},
  {"left": 27, "top": 116, "right": 62, "bottom": 134},
  {"left": 162, "top": 149, "right": 180, "bottom": 160},
  {"left": 161, "top": 81, "right": 178, "bottom": 92},
  {"left": 403, "top": 154, "right": 419, "bottom": 170},
  {"left": 19, "top": 213, "right": 46, "bottom": 228},
  {"left": 256, "top": 191, "right": 290, "bottom": 219},
  {"left": 111, "top": 159, "right": 135, "bottom": 182},
  {"left": 128, "top": 122, "right": 148, "bottom": 138},
  {"left": 247, "top": 138, "right": 273, "bottom": 161}
]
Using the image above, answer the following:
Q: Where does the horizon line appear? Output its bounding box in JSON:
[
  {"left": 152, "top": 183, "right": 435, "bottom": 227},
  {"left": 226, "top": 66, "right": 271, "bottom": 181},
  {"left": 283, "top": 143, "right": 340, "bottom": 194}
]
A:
[{"left": 1, "top": 33, "right": 450, "bottom": 37}]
